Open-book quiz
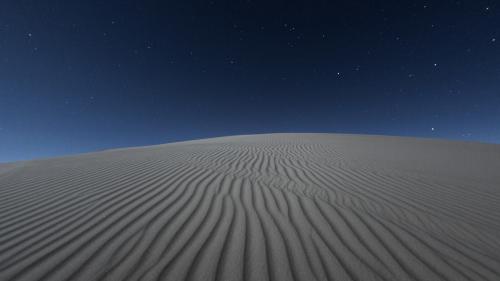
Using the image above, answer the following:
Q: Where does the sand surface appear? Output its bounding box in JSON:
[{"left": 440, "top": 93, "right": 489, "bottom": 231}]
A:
[{"left": 1, "top": 133, "right": 499, "bottom": 281}]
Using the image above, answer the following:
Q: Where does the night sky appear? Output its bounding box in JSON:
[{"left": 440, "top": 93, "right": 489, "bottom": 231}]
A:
[{"left": 1, "top": 0, "right": 499, "bottom": 162}]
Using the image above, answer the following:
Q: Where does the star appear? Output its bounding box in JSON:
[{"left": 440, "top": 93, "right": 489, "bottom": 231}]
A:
[{"left": 431, "top": 127, "right": 435, "bottom": 131}]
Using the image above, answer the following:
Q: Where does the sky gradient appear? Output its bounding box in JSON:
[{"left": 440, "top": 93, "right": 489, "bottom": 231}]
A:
[{"left": 1, "top": 0, "right": 499, "bottom": 162}]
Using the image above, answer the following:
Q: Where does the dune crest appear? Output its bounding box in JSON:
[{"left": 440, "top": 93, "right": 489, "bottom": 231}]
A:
[{"left": 1, "top": 133, "right": 499, "bottom": 281}]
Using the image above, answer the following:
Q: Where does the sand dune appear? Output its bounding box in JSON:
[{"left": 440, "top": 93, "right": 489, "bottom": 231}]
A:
[{"left": 1, "top": 133, "right": 500, "bottom": 281}]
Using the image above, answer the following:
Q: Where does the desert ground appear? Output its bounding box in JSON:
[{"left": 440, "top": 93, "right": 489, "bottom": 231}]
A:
[{"left": 0, "top": 133, "right": 499, "bottom": 281}]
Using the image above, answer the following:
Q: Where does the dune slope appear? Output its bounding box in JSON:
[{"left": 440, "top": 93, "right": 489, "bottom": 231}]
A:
[{"left": 1, "top": 133, "right": 500, "bottom": 281}]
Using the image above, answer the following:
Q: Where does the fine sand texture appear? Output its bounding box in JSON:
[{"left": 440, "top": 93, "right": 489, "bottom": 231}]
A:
[{"left": 1, "top": 133, "right": 500, "bottom": 281}]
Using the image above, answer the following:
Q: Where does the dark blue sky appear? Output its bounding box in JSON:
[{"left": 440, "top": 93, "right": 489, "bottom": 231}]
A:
[{"left": 1, "top": 0, "right": 499, "bottom": 162}]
